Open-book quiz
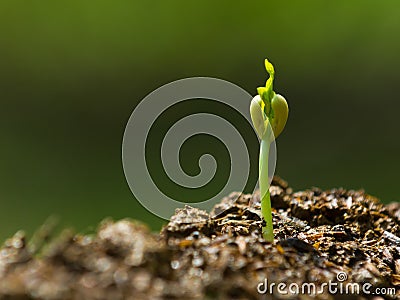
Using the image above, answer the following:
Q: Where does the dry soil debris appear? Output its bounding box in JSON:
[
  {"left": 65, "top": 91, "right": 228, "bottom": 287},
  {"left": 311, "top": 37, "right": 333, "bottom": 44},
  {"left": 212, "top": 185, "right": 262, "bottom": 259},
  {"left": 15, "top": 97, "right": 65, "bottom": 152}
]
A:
[{"left": 0, "top": 177, "right": 399, "bottom": 299}]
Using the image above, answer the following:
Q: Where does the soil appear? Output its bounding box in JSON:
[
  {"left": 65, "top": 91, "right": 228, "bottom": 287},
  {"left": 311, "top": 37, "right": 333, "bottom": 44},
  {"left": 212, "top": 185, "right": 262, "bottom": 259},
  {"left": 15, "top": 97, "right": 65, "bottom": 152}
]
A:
[{"left": 0, "top": 177, "right": 399, "bottom": 300}]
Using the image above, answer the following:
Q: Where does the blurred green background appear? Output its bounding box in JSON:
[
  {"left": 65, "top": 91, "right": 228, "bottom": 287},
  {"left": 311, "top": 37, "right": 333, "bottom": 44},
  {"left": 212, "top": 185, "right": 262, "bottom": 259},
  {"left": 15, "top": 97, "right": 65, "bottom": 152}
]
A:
[{"left": 1, "top": 1, "right": 399, "bottom": 241}]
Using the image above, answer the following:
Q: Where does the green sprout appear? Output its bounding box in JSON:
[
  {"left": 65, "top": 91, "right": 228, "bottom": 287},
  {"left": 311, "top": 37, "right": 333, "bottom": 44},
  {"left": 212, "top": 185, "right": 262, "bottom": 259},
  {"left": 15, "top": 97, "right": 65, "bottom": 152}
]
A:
[{"left": 250, "top": 58, "right": 289, "bottom": 242}]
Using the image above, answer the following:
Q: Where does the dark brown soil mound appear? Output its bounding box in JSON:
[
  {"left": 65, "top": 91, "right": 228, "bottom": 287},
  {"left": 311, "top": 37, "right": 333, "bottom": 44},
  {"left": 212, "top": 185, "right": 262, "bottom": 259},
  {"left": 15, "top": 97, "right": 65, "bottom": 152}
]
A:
[{"left": 0, "top": 178, "right": 399, "bottom": 299}]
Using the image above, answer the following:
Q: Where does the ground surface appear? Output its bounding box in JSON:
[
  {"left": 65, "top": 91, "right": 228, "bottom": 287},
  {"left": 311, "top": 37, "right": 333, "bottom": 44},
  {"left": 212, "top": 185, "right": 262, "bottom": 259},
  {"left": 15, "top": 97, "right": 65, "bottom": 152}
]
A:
[{"left": 0, "top": 177, "right": 399, "bottom": 299}]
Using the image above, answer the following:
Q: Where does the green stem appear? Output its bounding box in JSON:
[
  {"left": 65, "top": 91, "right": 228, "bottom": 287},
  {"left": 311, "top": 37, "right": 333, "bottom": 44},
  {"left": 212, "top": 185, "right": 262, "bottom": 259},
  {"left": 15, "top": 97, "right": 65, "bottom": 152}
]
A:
[{"left": 260, "top": 138, "right": 273, "bottom": 242}]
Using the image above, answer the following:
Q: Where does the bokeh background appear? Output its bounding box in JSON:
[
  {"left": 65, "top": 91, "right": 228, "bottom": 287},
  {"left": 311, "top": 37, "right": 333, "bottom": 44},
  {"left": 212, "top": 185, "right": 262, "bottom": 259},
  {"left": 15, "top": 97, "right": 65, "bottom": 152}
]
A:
[{"left": 1, "top": 1, "right": 399, "bottom": 241}]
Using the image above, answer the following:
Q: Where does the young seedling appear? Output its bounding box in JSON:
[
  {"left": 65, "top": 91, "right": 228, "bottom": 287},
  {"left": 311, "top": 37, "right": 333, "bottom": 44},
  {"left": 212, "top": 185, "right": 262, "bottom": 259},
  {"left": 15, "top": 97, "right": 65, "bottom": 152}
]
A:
[{"left": 250, "top": 58, "right": 289, "bottom": 242}]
